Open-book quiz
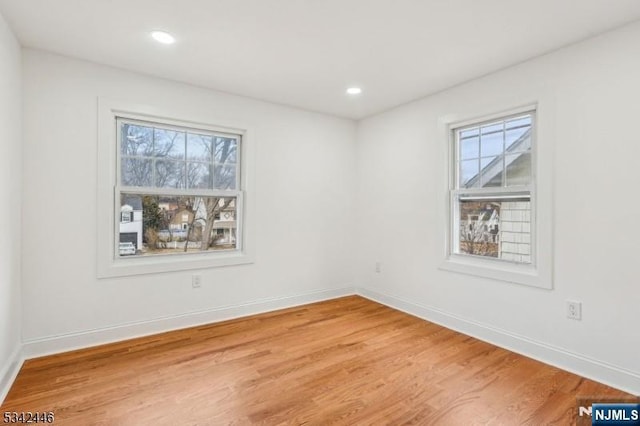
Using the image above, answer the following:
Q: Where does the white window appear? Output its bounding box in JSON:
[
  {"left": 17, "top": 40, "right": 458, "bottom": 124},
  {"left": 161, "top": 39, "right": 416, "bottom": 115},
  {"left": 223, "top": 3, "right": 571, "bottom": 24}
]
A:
[
  {"left": 438, "top": 103, "right": 552, "bottom": 289},
  {"left": 97, "top": 99, "right": 254, "bottom": 278},
  {"left": 452, "top": 111, "right": 534, "bottom": 264},
  {"left": 118, "top": 117, "right": 242, "bottom": 259},
  {"left": 121, "top": 211, "right": 132, "bottom": 223}
]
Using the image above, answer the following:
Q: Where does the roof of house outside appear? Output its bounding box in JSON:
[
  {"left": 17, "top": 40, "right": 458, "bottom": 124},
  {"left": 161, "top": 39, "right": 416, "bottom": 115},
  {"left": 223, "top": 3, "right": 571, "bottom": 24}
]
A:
[
  {"left": 465, "top": 129, "right": 531, "bottom": 188},
  {"left": 122, "top": 195, "right": 143, "bottom": 210}
]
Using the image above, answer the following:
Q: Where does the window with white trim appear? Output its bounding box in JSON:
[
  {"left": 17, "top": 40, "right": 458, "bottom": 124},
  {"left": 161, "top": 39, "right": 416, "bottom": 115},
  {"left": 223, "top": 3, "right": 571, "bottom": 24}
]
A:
[
  {"left": 117, "top": 118, "right": 242, "bottom": 258},
  {"left": 120, "top": 210, "right": 132, "bottom": 223},
  {"left": 451, "top": 111, "right": 534, "bottom": 264},
  {"left": 97, "top": 99, "right": 253, "bottom": 278}
]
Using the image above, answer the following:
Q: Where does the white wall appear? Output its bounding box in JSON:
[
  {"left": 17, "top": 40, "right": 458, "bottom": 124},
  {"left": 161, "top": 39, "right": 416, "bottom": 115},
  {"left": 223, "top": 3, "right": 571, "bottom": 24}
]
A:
[
  {"left": 356, "top": 22, "right": 640, "bottom": 392},
  {"left": 0, "top": 12, "right": 22, "bottom": 392},
  {"left": 21, "top": 50, "right": 356, "bottom": 348}
]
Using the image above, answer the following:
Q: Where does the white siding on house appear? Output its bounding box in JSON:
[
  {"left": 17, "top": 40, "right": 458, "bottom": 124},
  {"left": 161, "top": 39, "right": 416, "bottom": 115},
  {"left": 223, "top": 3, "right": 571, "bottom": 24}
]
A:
[
  {"left": 499, "top": 201, "right": 531, "bottom": 263},
  {"left": 119, "top": 221, "right": 143, "bottom": 250}
]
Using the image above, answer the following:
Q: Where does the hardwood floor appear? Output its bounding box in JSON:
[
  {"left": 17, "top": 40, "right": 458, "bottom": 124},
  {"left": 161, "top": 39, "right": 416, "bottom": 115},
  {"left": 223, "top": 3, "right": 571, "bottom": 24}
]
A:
[{"left": 1, "top": 296, "right": 634, "bottom": 425}]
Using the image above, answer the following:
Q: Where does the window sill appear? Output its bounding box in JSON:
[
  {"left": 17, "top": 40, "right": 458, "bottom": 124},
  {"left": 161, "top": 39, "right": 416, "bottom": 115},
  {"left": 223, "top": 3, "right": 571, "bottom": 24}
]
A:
[
  {"left": 98, "top": 250, "right": 254, "bottom": 278},
  {"left": 439, "top": 254, "right": 551, "bottom": 289}
]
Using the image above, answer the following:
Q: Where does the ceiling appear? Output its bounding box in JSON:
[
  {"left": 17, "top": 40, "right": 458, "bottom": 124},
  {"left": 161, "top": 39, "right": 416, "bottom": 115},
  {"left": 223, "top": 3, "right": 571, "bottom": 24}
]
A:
[{"left": 1, "top": 1, "right": 640, "bottom": 120}]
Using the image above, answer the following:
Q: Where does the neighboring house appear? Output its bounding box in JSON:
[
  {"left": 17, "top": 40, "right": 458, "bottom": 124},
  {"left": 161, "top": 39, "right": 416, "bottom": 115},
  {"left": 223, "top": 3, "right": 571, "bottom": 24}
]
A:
[
  {"left": 170, "top": 209, "right": 194, "bottom": 232},
  {"left": 499, "top": 201, "right": 531, "bottom": 263},
  {"left": 119, "top": 195, "right": 143, "bottom": 250},
  {"left": 464, "top": 128, "right": 532, "bottom": 188},
  {"left": 124, "top": 196, "right": 237, "bottom": 251},
  {"left": 160, "top": 197, "right": 237, "bottom": 247},
  {"left": 158, "top": 200, "right": 179, "bottom": 222},
  {"left": 191, "top": 197, "right": 237, "bottom": 246},
  {"left": 212, "top": 199, "right": 236, "bottom": 246},
  {"left": 460, "top": 204, "right": 500, "bottom": 243}
]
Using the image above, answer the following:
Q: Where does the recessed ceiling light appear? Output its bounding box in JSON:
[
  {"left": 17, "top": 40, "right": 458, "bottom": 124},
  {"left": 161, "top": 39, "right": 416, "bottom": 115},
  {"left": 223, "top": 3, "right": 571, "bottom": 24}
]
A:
[
  {"left": 346, "top": 87, "right": 362, "bottom": 95},
  {"left": 151, "top": 31, "right": 176, "bottom": 44}
]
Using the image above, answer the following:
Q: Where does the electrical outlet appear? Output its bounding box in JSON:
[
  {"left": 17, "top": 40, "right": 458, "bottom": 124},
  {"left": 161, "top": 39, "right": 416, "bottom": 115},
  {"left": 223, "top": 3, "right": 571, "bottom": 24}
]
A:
[
  {"left": 375, "top": 261, "right": 381, "bottom": 273},
  {"left": 192, "top": 274, "right": 202, "bottom": 289},
  {"left": 567, "top": 300, "right": 582, "bottom": 320}
]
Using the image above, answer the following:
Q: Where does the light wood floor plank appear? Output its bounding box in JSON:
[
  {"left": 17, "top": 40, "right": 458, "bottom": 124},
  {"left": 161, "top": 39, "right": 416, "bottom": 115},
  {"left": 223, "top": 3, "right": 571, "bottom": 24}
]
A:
[{"left": 1, "top": 296, "right": 635, "bottom": 425}]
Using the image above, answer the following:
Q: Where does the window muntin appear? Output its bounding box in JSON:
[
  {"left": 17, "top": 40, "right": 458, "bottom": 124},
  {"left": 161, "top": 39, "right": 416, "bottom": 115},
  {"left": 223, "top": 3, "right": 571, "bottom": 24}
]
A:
[
  {"left": 116, "top": 118, "right": 242, "bottom": 258},
  {"left": 452, "top": 112, "right": 534, "bottom": 264},
  {"left": 120, "top": 121, "right": 238, "bottom": 190}
]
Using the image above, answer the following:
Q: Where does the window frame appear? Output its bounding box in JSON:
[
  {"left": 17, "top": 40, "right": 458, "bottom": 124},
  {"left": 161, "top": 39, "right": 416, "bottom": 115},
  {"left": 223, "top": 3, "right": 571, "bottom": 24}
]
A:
[
  {"left": 97, "top": 98, "right": 254, "bottom": 278},
  {"left": 437, "top": 102, "right": 553, "bottom": 289},
  {"left": 114, "top": 117, "right": 243, "bottom": 260},
  {"left": 450, "top": 110, "right": 536, "bottom": 266}
]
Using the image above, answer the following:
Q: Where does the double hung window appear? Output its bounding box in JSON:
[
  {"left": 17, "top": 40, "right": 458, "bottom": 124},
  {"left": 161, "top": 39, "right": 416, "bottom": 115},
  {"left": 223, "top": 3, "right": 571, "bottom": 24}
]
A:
[
  {"left": 116, "top": 118, "right": 242, "bottom": 258},
  {"left": 98, "top": 99, "right": 253, "bottom": 278},
  {"left": 451, "top": 111, "right": 535, "bottom": 264}
]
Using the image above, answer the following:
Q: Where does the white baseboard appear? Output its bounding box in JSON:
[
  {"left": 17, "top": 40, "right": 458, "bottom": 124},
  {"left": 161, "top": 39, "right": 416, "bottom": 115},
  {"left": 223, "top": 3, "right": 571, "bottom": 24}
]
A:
[
  {"left": 356, "top": 287, "right": 640, "bottom": 396},
  {"left": 23, "top": 286, "right": 356, "bottom": 360},
  {"left": 0, "top": 344, "right": 24, "bottom": 405}
]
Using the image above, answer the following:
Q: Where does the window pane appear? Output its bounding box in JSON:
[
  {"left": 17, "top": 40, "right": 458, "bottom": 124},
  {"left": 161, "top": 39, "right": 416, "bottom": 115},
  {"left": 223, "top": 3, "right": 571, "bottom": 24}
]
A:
[
  {"left": 187, "top": 162, "right": 212, "bottom": 189},
  {"left": 121, "top": 123, "right": 153, "bottom": 156},
  {"left": 460, "top": 127, "right": 479, "bottom": 138},
  {"left": 215, "top": 137, "right": 238, "bottom": 164},
  {"left": 460, "top": 160, "right": 479, "bottom": 188},
  {"left": 119, "top": 194, "right": 237, "bottom": 257},
  {"left": 480, "top": 131, "right": 503, "bottom": 157},
  {"left": 481, "top": 122, "right": 502, "bottom": 135},
  {"left": 456, "top": 197, "right": 531, "bottom": 264},
  {"left": 455, "top": 112, "right": 534, "bottom": 190},
  {"left": 480, "top": 156, "right": 502, "bottom": 187},
  {"left": 154, "top": 128, "right": 186, "bottom": 160},
  {"left": 121, "top": 158, "right": 152, "bottom": 187},
  {"left": 155, "top": 160, "right": 185, "bottom": 188},
  {"left": 214, "top": 165, "right": 237, "bottom": 190},
  {"left": 187, "top": 133, "right": 213, "bottom": 162},
  {"left": 505, "top": 115, "right": 532, "bottom": 130},
  {"left": 505, "top": 127, "right": 531, "bottom": 151},
  {"left": 505, "top": 152, "right": 532, "bottom": 186},
  {"left": 460, "top": 136, "right": 479, "bottom": 160}
]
